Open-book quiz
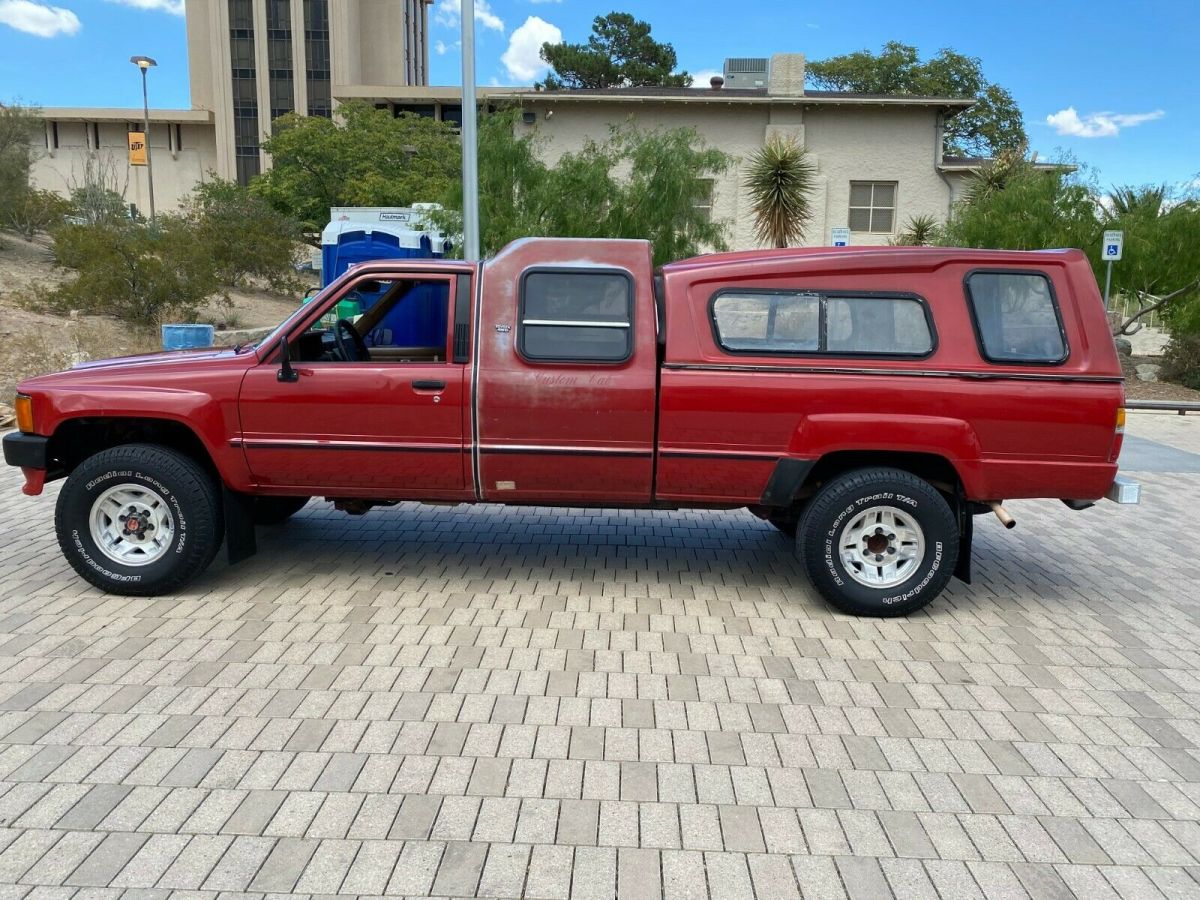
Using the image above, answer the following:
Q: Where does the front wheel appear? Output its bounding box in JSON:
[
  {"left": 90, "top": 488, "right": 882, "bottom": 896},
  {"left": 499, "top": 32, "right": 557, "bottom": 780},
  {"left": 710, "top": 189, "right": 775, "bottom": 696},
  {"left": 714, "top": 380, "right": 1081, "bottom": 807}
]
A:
[
  {"left": 55, "top": 444, "right": 223, "bottom": 596},
  {"left": 797, "top": 467, "right": 958, "bottom": 617}
]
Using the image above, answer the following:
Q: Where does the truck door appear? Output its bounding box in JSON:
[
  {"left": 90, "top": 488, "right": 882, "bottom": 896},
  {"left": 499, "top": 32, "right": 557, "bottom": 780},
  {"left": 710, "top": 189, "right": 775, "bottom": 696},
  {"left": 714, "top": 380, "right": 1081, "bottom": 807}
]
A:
[
  {"left": 474, "top": 245, "right": 658, "bottom": 504},
  {"left": 238, "top": 270, "right": 472, "bottom": 498}
]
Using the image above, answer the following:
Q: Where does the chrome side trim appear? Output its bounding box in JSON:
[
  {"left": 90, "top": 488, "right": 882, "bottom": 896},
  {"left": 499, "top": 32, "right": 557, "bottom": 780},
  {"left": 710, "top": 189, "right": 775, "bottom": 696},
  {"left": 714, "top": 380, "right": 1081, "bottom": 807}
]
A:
[{"left": 662, "top": 362, "right": 1124, "bottom": 384}]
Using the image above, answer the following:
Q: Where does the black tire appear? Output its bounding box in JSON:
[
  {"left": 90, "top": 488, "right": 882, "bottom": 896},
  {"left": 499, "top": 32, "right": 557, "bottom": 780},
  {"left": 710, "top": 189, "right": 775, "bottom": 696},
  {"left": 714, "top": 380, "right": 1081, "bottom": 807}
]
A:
[
  {"left": 253, "top": 496, "right": 310, "bottom": 525},
  {"left": 797, "top": 467, "right": 958, "bottom": 617},
  {"left": 55, "top": 443, "right": 223, "bottom": 596},
  {"left": 768, "top": 516, "right": 798, "bottom": 538}
]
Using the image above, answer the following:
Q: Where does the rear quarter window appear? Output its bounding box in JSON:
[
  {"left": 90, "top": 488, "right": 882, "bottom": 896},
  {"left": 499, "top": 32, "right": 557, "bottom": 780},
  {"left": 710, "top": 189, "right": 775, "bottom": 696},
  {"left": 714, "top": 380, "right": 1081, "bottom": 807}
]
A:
[{"left": 965, "top": 271, "right": 1068, "bottom": 364}]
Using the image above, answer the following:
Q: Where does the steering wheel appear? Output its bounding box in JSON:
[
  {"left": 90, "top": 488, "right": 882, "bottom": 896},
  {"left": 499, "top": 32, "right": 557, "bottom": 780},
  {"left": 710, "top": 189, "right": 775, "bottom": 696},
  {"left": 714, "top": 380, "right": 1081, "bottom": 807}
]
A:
[{"left": 333, "top": 318, "right": 369, "bottom": 362}]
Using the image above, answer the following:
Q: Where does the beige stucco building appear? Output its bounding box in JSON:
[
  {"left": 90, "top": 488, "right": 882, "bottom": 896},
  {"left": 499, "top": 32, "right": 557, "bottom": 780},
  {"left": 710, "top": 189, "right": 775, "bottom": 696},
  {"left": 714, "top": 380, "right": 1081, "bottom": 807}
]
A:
[{"left": 28, "top": 3, "right": 989, "bottom": 250}]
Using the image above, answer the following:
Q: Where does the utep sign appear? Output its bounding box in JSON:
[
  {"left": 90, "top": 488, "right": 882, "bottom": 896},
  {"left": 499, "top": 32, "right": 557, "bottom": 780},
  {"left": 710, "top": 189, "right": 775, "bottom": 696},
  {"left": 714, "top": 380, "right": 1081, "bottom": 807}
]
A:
[
  {"left": 1102, "top": 229, "right": 1124, "bottom": 262},
  {"left": 128, "top": 132, "right": 147, "bottom": 167}
]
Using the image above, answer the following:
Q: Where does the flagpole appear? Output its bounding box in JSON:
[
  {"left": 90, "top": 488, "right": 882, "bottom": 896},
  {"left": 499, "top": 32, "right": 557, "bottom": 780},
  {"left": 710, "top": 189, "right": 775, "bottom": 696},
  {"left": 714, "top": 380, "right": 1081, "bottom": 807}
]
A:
[{"left": 460, "top": 0, "right": 481, "bottom": 261}]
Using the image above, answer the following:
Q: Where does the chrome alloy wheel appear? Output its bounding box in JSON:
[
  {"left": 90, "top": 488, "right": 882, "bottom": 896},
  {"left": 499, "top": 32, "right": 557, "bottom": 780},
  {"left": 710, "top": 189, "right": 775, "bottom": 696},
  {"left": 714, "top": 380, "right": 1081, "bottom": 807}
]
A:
[
  {"left": 89, "top": 483, "right": 175, "bottom": 567},
  {"left": 837, "top": 505, "right": 925, "bottom": 589}
]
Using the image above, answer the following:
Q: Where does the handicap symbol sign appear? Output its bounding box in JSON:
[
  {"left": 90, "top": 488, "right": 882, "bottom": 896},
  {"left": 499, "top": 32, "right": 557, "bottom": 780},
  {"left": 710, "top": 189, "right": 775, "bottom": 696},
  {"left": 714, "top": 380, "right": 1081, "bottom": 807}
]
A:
[{"left": 1107, "top": 244, "right": 1119, "bottom": 256}]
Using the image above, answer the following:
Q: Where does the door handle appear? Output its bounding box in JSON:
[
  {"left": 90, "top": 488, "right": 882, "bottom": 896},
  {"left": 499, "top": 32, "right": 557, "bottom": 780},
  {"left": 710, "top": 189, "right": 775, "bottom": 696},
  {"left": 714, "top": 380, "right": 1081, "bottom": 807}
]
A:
[{"left": 411, "top": 380, "right": 446, "bottom": 391}]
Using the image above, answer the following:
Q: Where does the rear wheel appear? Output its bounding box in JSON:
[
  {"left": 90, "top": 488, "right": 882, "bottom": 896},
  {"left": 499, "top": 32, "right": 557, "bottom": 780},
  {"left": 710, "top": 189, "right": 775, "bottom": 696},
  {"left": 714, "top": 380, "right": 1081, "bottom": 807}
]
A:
[
  {"left": 253, "top": 496, "right": 310, "bottom": 525},
  {"left": 797, "top": 467, "right": 957, "bottom": 617},
  {"left": 55, "top": 444, "right": 223, "bottom": 596}
]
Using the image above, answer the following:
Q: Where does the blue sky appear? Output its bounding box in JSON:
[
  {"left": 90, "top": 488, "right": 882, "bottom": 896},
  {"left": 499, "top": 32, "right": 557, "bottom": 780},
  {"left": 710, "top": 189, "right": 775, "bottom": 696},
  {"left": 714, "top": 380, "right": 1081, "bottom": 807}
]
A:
[{"left": 1, "top": 0, "right": 1196, "bottom": 190}]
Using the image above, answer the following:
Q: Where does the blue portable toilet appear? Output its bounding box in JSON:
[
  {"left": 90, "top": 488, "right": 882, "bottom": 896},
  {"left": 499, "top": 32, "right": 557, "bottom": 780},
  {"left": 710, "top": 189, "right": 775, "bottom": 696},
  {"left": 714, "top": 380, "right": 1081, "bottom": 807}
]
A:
[
  {"left": 320, "top": 205, "right": 450, "bottom": 287},
  {"left": 319, "top": 206, "right": 453, "bottom": 350}
]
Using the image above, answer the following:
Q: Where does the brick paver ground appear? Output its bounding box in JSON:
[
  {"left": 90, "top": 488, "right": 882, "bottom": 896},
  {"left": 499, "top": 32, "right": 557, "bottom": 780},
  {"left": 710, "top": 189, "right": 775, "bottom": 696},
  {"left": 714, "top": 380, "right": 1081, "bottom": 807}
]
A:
[{"left": 1, "top": 411, "right": 1199, "bottom": 899}]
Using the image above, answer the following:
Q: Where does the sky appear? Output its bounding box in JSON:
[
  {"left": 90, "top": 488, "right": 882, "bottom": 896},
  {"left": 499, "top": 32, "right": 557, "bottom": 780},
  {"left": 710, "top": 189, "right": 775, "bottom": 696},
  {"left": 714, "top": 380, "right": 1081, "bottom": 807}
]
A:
[{"left": 0, "top": 0, "right": 1196, "bottom": 191}]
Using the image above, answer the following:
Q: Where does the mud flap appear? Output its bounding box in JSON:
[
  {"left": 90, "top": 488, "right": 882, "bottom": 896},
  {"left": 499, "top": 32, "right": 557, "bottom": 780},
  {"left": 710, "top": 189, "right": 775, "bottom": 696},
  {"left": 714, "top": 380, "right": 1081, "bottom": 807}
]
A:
[
  {"left": 222, "top": 487, "right": 258, "bottom": 565},
  {"left": 954, "top": 501, "right": 973, "bottom": 584}
]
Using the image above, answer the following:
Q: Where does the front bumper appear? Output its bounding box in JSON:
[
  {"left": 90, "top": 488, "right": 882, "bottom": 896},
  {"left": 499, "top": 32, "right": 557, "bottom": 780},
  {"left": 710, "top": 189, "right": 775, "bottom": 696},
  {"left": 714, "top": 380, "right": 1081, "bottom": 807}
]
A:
[
  {"left": 2, "top": 432, "right": 48, "bottom": 469},
  {"left": 1105, "top": 473, "right": 1141, "bottom": 504}
]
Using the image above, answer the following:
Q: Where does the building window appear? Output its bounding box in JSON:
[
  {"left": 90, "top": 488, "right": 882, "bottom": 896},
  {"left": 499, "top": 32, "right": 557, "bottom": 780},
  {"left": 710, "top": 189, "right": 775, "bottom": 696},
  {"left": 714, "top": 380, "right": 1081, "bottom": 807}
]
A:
[
  {"left": 394, "top": 104, "right": 436, "bottom": 119},
  {"left": 47, "top": 121, "right": 59, "bottom": 150},
  {"left": 173, "top": 123, "right": 183, "bottom": 152},
  {"left": 266, "top": 0, "right": 294, "bottom": 122},
  {"left": 518, "top": 270, "right": 634, "bottom": 363},
  {"left": 88, "top": 122, "right": 100, "bottom": 150},
  {"left": 848, "top": 181, "right": 897, "bottom": 233},
  {"left": 711, "top": 290, "right": 934, "bottom": 357},
  {"left": 965, "top": 271, "right": 1067, "bottom": 364},
  {"left": 303, "top": 0, "right": 332, "bottom": 117},
  {"left": 229, "top": 0, "right": 260, "bottom": 184},
  {"left": 694, "top": 179, "right": 715, "bottom": 223}
]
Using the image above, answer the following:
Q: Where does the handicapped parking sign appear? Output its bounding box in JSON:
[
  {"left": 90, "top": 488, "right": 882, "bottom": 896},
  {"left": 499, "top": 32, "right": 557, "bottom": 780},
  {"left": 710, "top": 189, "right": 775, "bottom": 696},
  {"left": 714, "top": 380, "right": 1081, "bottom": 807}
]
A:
[{"left": 1102, "top": 230, "right": 1124, "bottom": 262}]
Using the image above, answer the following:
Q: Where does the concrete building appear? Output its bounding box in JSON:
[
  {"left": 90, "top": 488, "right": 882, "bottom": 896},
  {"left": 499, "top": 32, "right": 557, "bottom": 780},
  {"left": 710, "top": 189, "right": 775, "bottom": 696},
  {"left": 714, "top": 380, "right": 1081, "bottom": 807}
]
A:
[
  {"left": 28, "top": 3, "right": 993, "bottom": 250},
  {"left": 31, "top": 0, "right": 433, "bottom": 211}
]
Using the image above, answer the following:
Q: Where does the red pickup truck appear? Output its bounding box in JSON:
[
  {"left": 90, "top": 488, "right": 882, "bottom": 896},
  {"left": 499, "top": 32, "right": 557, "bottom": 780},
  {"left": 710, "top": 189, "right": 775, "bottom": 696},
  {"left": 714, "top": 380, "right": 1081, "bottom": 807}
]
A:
[{"left": 5, "top": 238, "right": 1137, "bottom": 616}]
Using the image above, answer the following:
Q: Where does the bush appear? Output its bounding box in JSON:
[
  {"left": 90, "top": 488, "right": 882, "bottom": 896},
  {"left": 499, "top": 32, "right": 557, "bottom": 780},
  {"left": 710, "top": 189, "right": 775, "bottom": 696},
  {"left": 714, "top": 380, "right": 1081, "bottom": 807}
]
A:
[
  {"left": 41, "top": 219, "right": 218, "bottom": 325},
  {"left": 1161, "top": 331, "right": 1200, "bottom": 390},
  {"left": 179, "top": 177, "right": 301, "bottom": 291},
  {"left": 0, "top": 189, "right": 70, "bottom": 239}
]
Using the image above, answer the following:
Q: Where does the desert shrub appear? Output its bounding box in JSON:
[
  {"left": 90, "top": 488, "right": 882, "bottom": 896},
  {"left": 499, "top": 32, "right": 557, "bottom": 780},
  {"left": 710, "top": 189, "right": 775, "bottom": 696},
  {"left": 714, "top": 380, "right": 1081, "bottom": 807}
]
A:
[
  {"left": 41, "top": 218, "right": 219, "bottom": 325},
  {"left": 1, "top": 189, "right": 70, "bottom": 239},
  {"left": 179, "top": 177, "right": 302, "bottom": 291},
  {"left": 1161, "top": 331, "right": 1200, "bottom": 390}
]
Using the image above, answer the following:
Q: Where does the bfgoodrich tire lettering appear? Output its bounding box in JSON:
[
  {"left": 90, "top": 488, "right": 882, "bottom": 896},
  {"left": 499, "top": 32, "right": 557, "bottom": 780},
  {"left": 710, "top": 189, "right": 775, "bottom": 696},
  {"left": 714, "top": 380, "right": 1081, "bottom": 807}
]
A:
[
  {"left": 55, "top": 444, "right": 223, "bottom": 596},
  {"left": 798, "top": 467, "right": 958, "bottom": 617}
]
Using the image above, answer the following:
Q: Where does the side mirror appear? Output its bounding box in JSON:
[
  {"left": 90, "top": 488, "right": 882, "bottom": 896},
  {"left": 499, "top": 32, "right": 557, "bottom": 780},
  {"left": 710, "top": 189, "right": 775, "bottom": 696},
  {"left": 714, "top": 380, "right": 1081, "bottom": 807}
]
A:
[{"left": 277, "top": 336, "right": 299, "bottom": 383}]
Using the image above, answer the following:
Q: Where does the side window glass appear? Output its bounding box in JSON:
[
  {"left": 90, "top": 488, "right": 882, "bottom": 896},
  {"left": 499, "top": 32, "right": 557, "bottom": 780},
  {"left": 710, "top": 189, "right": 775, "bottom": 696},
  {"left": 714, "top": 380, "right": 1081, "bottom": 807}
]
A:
[
  {"left": 711, "top": 291, "right": 933, "bottom": 356},
  {"left": 712, "top": 293, "right": 819, "bottom": 352},
  {"left": 519, "top": 270, "right": 633, "bottom": 362},
  {"left": 966, "top": 272, "right": 1066, "bottom": 363},
  {"left": 826, "top": 296, "right": 933, "bottom": 355},
  {"left": 299, "top": 277, "right": 451, "bottom": 363}
]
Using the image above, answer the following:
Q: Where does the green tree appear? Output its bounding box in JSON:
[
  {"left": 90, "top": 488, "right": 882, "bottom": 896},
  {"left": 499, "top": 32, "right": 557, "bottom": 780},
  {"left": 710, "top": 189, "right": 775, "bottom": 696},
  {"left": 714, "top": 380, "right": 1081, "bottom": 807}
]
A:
[
  {"left": 939, "top": 160, "right": 1100, "bottom": 255},
  {"left": 178, "top": 177, "right": 301, "bottom": 290},
  {"left": 439, "top": 110, "right": 728, "bottom": 266},
  {"left": 537, "top": 13, "right": 690, "bottom": 90},
  {"left": 807, "top": 42, "right": 1026, "bottom": 157},
  {"left": 742, "top": 137, "right": 817, "bottom": 248},
  {"left": 1101, "top": 185, "right": 1200, "bottom": 336},
  {"left": 253, "top": 101, "right": 461, "bottom": 236},
  {"left": 0, "top": 102, "right": 52, "bottom": 238}
]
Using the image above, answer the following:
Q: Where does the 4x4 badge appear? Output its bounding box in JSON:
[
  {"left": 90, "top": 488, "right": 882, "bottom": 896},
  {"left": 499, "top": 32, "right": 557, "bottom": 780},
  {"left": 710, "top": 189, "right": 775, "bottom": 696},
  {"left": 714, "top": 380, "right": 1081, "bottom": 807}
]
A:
[{"left": 494, "top": 323, "right": 511, "bottom": 333}]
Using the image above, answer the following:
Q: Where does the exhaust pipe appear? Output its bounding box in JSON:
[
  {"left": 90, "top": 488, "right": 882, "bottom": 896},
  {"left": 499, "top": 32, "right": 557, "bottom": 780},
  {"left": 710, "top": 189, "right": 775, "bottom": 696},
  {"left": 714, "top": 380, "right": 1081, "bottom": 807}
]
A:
[{"left": 988, "top": 501, "right": 1016, "bottom": 529}]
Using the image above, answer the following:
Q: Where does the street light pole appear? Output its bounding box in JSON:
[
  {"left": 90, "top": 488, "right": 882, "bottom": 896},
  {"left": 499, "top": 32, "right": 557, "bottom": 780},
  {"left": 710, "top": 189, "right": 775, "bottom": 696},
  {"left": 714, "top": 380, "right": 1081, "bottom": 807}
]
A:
[
  {"left": 130, "top": 56, "right": 158, "bottom": 223},
  {"left": 460, "top": 0, "right": 480, "bottom": 261}
]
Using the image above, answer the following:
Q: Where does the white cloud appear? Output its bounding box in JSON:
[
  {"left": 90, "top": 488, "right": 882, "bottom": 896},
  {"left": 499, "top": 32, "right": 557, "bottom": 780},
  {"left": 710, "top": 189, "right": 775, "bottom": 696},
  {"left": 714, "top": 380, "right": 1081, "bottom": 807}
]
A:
[
  {"left": 435, "top": 39, "right": 448, "bottom": 55},
  {"left": 0, "top": 0, "right": 80, "bottom": 37},
  {"left": 434, "top": 0, "right": 504, "bottom": 33},
  {"left": 690, "top": 68, "right": 723, "bottom": 88},
  {"left": 501, "top": 15, "right": 561, "bottom": 83},
  {"left": 105, "top": 0, "right": 185, "bottom": 14},
  {"left": 1047, "top": 106, "right": 1165, "bottom": 138}
]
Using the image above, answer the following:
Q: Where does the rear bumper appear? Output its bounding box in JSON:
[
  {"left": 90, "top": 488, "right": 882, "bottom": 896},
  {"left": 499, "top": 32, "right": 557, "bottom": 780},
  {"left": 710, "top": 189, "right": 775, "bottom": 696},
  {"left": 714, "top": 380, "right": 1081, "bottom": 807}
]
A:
[
  {"left": 1105, "top": 473, "right": 1141, "bottom": 504},
  {"left": 2, "top": 432, "right": 47, "bottom": 469}
]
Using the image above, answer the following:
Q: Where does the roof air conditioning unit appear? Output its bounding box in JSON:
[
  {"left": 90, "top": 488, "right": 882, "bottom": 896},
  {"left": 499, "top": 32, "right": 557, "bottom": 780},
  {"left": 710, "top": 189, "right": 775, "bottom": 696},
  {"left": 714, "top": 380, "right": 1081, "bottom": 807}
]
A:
[{"left": 722, "top": 58, "right": 769, "bottom": 89}]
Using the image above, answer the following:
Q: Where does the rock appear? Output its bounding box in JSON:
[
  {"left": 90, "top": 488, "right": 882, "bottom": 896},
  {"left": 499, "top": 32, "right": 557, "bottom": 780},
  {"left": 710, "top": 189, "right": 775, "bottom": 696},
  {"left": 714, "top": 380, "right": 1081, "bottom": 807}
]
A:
[
  {"left": 1114, "top": 337, "right": 1133, "bottom": 357},
  {"left": 1135, "top": 363, "right": 1161, "bottom": 383},
  {"left": 0, "top": 404, "right": 14, "bottom": 429},
  {"left": 214, "top": 326, "right": 274, "bottom": 347}
]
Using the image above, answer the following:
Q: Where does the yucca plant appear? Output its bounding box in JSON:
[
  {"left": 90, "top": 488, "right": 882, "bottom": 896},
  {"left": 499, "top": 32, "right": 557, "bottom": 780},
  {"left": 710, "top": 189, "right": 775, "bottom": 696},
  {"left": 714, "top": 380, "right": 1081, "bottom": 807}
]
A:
[
  {"left": 893, "top": 214, "right": 940, "bottom": 246},
  {"left": 743, "top": 137, "right": 817, "bottom": 248}
]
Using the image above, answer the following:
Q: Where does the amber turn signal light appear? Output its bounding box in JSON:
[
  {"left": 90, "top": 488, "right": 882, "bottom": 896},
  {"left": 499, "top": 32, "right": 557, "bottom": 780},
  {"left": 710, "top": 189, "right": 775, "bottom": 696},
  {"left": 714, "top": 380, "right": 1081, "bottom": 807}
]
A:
[
  {"left": 14, "top": 395, "right": 34, "bottom": 434},
  {"left": 1115, "top": 407, "right": 1126, "bottom": 433}
]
